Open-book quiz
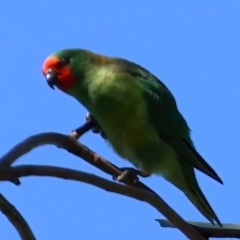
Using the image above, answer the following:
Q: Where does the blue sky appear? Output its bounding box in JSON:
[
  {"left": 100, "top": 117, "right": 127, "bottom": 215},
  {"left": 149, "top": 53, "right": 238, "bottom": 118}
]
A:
[{"left": 1, "top": 1, "right": 240, "bottom": 239}]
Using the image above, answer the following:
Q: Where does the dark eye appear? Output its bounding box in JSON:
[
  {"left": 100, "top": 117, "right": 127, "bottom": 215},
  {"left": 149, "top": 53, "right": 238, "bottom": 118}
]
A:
[{"left": 60, "top": 58, "right": 70, "bottom": 66}]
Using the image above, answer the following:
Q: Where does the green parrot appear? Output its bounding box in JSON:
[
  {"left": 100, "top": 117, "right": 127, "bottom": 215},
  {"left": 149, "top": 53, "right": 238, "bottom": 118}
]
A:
[{"left": 42, "top": 48, "right": 223, "bottom": 226}]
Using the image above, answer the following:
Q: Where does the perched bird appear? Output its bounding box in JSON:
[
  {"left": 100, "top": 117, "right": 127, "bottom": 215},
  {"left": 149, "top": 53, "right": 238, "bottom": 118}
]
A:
[{"left": 42, "top": 48, "right": 223, "bottom": 226}]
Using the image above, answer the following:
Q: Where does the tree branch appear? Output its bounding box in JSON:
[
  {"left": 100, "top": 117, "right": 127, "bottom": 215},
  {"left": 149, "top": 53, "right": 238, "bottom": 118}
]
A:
[
  {"left": 0, "top": 193, "right": 36, "bottom": 240},
  {"left": 156, "top": 219, "right": 240, "bottom": 239},
  {"left": 0, "top": 164, "right": 206, "bottom": 240},
  {"left": 0, "top": 132, "right": 157, "bottom": 194},
  {"left": 3, "top": 132, "right": 237, "bottom": 239}
]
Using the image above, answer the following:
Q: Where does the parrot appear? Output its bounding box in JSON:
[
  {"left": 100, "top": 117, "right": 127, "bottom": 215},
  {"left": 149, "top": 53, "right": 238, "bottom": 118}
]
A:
[{"left": 42, "top": 48, "right": 223, "bottom": 226}]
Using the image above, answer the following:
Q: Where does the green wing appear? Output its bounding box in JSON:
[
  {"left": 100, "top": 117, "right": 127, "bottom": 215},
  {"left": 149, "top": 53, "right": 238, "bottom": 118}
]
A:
[{"left": 116, "top": 58, "right": 223, "bottom": 184}]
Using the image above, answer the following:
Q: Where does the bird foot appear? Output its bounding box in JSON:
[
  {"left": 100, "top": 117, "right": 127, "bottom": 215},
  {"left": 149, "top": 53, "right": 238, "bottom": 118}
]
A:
[
  {"left": 114, "top": 167, "right": 152, "bottom": 183},
  {"left": 68, "top": 112, "right": 107, "bottom": 140}
]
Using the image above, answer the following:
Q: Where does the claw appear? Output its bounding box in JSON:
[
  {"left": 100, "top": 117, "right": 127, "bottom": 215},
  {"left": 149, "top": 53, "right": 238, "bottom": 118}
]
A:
[{"left": 117, "top": 170, "right": 139, "bottom": 183}]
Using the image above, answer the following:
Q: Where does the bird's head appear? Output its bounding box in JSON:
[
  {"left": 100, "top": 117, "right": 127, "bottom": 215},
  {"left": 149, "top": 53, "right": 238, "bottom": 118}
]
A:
[{"left": 42, "top": 48, "right": 89, "bottom": 92}]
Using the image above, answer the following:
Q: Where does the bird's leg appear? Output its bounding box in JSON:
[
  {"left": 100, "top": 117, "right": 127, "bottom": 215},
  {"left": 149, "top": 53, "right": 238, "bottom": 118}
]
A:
[
  {"left": 69, "top": 112, "right": 107, "bottom": 140},
  {"left": 115, "top": 167, "right": 152, "bottom": 183},
  {"left": 85, "top": 112, "right": 101, "bottom": 134},
  {"left": 86, "top": 113, "right": 107, "bottom": 139},
  {"left": 85, "top": 113, "right": 107, "bottom": 139},
  {"left": 69, "top": 120, "right": 95, "bottom": 139}
]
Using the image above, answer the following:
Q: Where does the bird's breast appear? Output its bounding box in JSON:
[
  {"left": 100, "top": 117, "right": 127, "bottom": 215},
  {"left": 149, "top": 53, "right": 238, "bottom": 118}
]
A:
[
  {"left": 84, "top": 68, "right": 160, "bottom": 159},
  {"left": 89, "top": 88, "right": 156, "bottom": 158}
]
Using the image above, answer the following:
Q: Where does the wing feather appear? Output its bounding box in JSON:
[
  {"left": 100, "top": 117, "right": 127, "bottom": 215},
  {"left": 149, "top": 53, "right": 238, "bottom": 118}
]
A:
[{"left": 115, "top": 58, "right": 223, "bottom": 184}]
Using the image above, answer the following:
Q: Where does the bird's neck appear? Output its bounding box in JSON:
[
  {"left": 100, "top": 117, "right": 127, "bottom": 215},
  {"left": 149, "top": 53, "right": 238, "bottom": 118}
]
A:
[{"left": 66, "top": 52, "right": 114, "bottom": 112}]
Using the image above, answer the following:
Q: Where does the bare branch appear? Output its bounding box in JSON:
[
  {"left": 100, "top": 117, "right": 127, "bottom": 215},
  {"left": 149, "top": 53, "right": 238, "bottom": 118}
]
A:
[
  {"left": 0, "top": 193, "right": 36, "bottom": 240},
  {"left": 0, "top": 132, "right": 157, "bottom": 194},
  {"left": 156, "top": 219, "right": 240, "bottom": 239},
  {"left": 0, "top": 164, "right": 206, "bottom": 240}
]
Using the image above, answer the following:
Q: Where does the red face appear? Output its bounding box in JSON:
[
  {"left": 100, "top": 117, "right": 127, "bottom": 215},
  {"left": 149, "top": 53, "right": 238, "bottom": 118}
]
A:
[{"left": 42, "top": 56, "right": 76, "bottom": 91}]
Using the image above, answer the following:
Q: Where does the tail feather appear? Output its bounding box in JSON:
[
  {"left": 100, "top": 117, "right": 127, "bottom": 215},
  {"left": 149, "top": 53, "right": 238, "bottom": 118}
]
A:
[
  {"left": 182, "top": 139, "right": 223, "bottom": 184},
  {"left": 167, "top": 158, "right": 222, "bottom": 227},
  {"left": 185, "top": 177, "right": 222, "bottom": 227}
]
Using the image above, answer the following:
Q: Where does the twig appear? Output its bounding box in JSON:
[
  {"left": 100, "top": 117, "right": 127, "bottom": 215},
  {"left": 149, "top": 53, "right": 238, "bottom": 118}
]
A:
[
  {"left": 0, "top": 125, "right": 93, "bottom": 239},
  {"left": 156, "top": 219, "right": 240, "bottom": 239},
  {"left": 0, "top": 164, "right": 206, "bottom": 240},
  {"left": 0, "top": 193, "right": 36, "bottom": 240},
  {"left": 0, "top": 132, "right": 161, "bottom": 239},
  {"left": 0, "top": 132, "right": 158, "bottom": 194}
]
